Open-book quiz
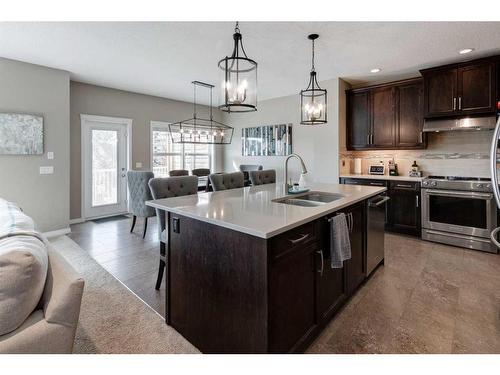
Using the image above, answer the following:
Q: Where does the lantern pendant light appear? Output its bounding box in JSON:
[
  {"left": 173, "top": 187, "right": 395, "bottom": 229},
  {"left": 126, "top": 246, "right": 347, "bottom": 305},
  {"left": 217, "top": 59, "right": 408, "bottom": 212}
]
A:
[
  {"left": 218, "top": 22, "right": 257, "bottom": 113},
  {"left": 300, "top": 34, "right": 327, "bottom": 125}
]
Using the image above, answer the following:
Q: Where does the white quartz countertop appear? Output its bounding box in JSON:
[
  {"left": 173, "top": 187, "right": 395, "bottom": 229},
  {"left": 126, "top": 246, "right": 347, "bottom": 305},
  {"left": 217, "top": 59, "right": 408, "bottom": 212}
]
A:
[
  {"left": 146, "top": 183, "right": 386, "bottom": 239},
  {"left": 340, "top": 174, "right": 425, "bottom": 182}
]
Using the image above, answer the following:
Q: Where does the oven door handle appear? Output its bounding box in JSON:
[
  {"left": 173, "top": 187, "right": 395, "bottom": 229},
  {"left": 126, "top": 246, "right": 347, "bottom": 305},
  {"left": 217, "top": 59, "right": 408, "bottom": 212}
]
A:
[{"left": 424, "top": 189, "right": 493, "bottom": 200}]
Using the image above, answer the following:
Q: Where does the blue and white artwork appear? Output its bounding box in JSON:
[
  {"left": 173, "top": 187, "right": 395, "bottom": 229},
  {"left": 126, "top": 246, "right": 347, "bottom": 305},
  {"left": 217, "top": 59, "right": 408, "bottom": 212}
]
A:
[
  {"left": 0, "top": 113, "right": 44, "bottom": 155},
  {"left": 242, "top": 123, "right": 292, "bottom": 156}
]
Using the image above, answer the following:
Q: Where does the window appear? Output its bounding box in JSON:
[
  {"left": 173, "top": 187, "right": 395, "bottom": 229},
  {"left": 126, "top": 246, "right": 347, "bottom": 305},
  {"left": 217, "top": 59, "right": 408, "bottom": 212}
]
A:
[{"left": 151, "top": 122, "right": 212, "bottom": 177}]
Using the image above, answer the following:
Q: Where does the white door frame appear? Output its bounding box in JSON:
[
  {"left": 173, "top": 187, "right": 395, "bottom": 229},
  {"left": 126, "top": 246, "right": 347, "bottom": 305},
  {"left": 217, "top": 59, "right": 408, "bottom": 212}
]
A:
[{"left": 81, "top": 114, "right": 132, "bottom": 220}]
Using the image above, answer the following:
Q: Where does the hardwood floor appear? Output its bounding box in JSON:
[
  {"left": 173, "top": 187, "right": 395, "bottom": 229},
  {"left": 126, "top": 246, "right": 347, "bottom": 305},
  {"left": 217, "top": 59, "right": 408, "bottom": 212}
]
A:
[
  {"left": 69, "top": 215, "right": 165, "bottom": 317},
  {"left": 69, "top": 216, "right": 500, "bottom": 353}
]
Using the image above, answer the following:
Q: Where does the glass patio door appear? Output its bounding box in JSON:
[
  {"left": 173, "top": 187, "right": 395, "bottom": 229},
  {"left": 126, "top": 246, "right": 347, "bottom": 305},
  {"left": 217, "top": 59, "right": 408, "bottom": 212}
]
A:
[{"left": 82, "top": 115, "right": 130, "bottom": 219}]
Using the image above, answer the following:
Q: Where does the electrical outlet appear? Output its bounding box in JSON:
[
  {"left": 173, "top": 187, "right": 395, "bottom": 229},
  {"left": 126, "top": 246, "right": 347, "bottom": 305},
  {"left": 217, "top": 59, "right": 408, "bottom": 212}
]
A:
[
  {"left": 39, "top": 166, "right": 54, "bottom": 175},
  {"left": 47, "top": 152, "right": 54, "bottom": 160}
]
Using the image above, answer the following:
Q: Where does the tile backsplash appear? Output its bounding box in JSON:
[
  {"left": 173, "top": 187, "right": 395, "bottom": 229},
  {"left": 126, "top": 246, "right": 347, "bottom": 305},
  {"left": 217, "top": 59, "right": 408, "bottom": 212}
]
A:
[{"left": 340, "top": 130, "right": 492, "bottom": 177}]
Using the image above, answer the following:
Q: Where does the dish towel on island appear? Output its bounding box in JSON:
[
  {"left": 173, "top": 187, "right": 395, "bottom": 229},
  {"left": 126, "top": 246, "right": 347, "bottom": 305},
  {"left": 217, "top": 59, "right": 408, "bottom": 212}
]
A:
[{"left": 329, "top": 213, "right": 351, "bottom": 268}]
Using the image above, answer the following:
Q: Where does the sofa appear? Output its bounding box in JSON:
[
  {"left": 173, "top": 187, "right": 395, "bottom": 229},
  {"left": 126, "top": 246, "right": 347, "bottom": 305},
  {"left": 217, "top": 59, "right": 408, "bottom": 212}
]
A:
[{"left": 0, "top": 198, "right": 84, "bottom": 354}]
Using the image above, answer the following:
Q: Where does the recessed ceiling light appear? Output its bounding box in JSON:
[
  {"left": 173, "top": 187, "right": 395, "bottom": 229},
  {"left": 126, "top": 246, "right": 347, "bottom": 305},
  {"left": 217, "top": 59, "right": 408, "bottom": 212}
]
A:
[
  {"left": 370, "top": 68, "right": 381, "bottom": 73},
  {"left": 459, "top": 48, "right": 474, "bottom": 55}
]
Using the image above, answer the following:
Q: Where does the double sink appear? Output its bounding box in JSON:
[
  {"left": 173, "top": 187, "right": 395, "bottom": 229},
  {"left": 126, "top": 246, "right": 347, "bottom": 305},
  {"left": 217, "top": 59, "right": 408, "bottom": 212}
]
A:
[{"left": 272, "top": 191, "right": 345, "bottom": 207}]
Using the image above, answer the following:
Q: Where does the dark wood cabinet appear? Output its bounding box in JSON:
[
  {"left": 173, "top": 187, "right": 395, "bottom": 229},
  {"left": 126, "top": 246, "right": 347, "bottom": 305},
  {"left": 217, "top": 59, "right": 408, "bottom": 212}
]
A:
[
  {"left": 396, "top": 81, "right": 425, "bottom": 148},
  {"left": 343, "top": 203, "right": 366, "bottom": 295},
  {"left": 458, "top": 62, "right": 496, "bottom": 114},
  {"left": 347, "top": 90, "right": 371, "bottom": 149},
  {"left": 371, "top": 87, "right": 396, "bottom": 148},
  {"left": 269, "top": 242, "right": 317, "bottom": 353},
  {"left": 346, "top": 78, "right": 425, "bottom": 150},
  {"left": 421, "top": 58, "right": 497, "bottom": 118},
  {"left": 423, "top": 67, "right": 457, "bottom": 117},
  {"left": 386, "top": 181, "right": 421, "bottom": 237},
  {"left": 340, "top": 177, "right": 421, "bottom": 237}
]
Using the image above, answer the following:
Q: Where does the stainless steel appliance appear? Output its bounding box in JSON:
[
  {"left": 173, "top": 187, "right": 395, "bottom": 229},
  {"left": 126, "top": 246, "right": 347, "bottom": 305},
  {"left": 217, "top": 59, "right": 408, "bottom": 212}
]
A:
[
  {"left": 489, "top": 115, "right": 500, "bottom": 249},
  {"left": 367, "top": 194, "right": 390, "bottom": 275},
  {"left": 421, "top": 176, "right": 497, "bottom": 253},
  {"left": 423, "top": 115, "right": 496, "bottom": 132}
]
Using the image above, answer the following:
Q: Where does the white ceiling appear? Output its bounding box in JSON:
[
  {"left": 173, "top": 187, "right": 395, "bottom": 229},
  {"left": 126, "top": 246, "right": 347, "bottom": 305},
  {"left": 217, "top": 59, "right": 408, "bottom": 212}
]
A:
[{"left": 1, "top": 22, "right": 500, "bottom": 105}]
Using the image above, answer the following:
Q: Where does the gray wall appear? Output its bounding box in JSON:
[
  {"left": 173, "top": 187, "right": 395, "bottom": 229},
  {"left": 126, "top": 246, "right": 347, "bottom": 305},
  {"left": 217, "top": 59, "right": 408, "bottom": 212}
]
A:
[
  {"left": 0, "top": 57, "right": 70, "bottom": 232},
  {"left": 70, "top": 82, "right": 224, "bottom": 219},
  {"left": 222, "top": 78, "right": 344, "bottom": 184}
]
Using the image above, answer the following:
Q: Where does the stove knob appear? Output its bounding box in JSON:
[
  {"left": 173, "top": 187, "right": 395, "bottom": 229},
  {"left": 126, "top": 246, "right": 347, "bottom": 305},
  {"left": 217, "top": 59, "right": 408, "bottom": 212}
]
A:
[
  {"left": 486, "top": 183, "right": 492, "bottom": 190},
  {"left": 422, "top": 181, "right": 428, "bottom": 186},
  {"left": 430, "top": 181, "right": 437, "bottom": 187},
  {"left": 475, "top": 183, "right": 484, "bottom": 189}
]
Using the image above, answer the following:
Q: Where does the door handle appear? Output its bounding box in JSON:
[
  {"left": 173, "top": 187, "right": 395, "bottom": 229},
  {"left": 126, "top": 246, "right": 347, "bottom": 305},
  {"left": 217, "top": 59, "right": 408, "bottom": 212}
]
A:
[
  {"left": 453, "top": 97, "right": 457, "bottom": 111},
  {"left": 288, "top": 233, "right": 310, "bottom": 244},
  {"left": 316, "top": 249, "right": 324, "bottom": 276}
]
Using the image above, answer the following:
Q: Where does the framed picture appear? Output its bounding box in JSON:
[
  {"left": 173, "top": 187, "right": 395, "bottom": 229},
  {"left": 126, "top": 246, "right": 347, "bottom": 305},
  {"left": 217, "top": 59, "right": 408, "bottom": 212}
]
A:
[
  {"left": 0, "top": 113, "right": 44, "bottom": 155},
  {"left": 241, "top": 123, "right": 292, "bottom": 156}
]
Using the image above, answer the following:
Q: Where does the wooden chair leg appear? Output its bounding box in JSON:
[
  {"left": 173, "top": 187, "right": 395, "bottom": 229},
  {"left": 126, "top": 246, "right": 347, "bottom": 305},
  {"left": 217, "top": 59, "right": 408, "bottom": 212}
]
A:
[
  {"left": 143, "top": 217, "right": 148, "bottom": 239},
  {"left": 155, "top": 258, "right": 166, "bottom": 290},
  {"left": 130, "top": 215, "right": 137, "bottom": 233}
]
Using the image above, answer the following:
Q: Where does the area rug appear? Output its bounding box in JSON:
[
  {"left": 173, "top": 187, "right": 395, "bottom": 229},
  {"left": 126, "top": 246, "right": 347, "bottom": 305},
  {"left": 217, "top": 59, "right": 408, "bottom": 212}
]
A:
[{"left": 49, "top": 235, "right": 199, "bottom": 354}]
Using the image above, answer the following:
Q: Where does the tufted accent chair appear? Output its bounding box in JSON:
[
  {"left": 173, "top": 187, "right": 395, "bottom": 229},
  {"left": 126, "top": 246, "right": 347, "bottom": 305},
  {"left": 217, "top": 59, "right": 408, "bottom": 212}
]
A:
[
  {"left": 191, "top": 168, "right": 211, "bottom": 177},
  {"left": 168, "top": 169, "right": 189, "bottom": 177},
  {"left": 127, "top": 171, "right": 156, "bottom": 238},
  {"left": 239, "top": 164, "right": 263, "bottom": 186},
  {"left": 209, "top": 172, "right": 245, "bottom": 191},
  {"left": 249, "top": 169, "right": 276, "bottom": 186},
  {"left": 148, "top": 176, "right": 198, "bottom": 289}
]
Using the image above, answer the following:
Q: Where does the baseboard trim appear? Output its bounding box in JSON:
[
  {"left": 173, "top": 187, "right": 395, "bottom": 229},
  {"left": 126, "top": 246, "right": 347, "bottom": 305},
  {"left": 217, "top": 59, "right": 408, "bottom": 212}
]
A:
[
  {"left": 69, "top": 218, "right": 85, "bottom": 224},
  {"left": 43, "top": 227, "right": 71, "bottom": 238}
]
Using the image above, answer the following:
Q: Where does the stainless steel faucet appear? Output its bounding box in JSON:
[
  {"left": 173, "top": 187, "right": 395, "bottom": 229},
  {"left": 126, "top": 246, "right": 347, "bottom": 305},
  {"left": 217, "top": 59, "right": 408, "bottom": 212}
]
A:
[{"left": 284, "top": 153, "right": 308, "bottom": 192}]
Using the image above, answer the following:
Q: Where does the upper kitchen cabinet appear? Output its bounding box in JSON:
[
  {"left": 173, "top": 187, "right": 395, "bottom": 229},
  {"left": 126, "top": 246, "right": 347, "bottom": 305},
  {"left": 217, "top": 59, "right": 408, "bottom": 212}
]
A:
[
  {"left": 421, "top": 58, "right": 497, "bottom": 118},
  {"left": 346, "top": 90, "right": 371, "bottom": 149},
  {"left": 346, "top": 78, "right": 425, "bottom": 150},
  {"left": 371, "top": 86, "right": 396, "bottom": 148},
  {"left": 396, "top": 80, "right": 425, "bottom": 148}
]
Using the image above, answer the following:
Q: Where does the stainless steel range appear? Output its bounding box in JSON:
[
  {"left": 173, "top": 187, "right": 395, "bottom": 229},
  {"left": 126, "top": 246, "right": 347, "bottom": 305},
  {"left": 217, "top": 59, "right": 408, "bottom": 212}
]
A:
[{"left": 421, "top": 176, "right": 497, "bottom": 253}]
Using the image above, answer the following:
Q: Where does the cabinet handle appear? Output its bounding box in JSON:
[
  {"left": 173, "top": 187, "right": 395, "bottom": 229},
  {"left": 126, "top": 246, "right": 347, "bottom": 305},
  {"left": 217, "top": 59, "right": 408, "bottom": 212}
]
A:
[
  {"left": 416, "top": 195, "right": 419, "bottom": 208},
  {"left": 370, "top": 134, "right": 374, "bottom": 145},
  {"left": 419, "top": 131, "right": 423, "bottom": 143},
  {"left": 288, "top": 233, "right": 310, "bottom": 244},
  {"left": 348, "top": 212, "right": 353, "bottom": 232},
  {"left": 396, "top": 184, "right": 413, "bottom": 188},
  {"left": 458, "top": 96, "right": 462, "bottom": 110},
  {"left": 366, "top": 134, "right": 370, "bottom": 145},
  {"left": 453, "top": 97, "right": 457, "bottom": 111},
  {"left": 316, "top": 249, "right": 324, "bottom": 276},
  {"left": 370, "top": 182, "right": 385, "bottom": 186}
]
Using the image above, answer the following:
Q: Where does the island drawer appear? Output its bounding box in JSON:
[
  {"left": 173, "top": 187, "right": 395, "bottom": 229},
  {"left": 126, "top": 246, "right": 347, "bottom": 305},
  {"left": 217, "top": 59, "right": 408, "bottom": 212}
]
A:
[{"left": 269, "top": 221, "right": 319, "bottom": 260}]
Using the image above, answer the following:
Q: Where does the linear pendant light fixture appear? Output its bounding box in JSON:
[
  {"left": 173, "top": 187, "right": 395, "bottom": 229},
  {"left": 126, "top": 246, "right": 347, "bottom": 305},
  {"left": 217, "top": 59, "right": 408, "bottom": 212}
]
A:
[
  {"left": 218, "top": 22, "right": 257, "bottom": 113},
  {"left": 300, "top": 34, "right": 327, "bottom": 125},
  {"left": 169, "top": 81, "right": 234, "bottom": 144}
]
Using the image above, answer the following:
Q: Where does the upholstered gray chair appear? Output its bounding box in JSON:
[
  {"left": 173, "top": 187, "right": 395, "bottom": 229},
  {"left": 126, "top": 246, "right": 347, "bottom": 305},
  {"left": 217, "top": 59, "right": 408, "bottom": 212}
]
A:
[
  {"left": 148, "top": 176, "right": 198, "bottom": 290},
  {"left": 168, "top": 169, "right": 189, "bottom": 177},
  {"left": 209, "top": 172, "right": 245, "bottom": 191},
  {"left": 191, "top": 168, "right": 210, "bottom": 177},
  {"left": 239, "top": 164, "right": 263, "bottom": 186},
  {"left": 127, "top": 171, "right": 155, "bottom": 238},
  {"left": 249, "top": 169, "right": 276, "bottom": 185}
]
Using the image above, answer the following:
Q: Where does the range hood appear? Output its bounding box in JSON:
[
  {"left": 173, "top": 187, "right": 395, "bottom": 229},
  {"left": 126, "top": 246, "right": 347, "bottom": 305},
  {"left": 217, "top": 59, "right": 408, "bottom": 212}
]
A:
[{"left": 423, "top": 116, "right": 496, "bottom": 132}]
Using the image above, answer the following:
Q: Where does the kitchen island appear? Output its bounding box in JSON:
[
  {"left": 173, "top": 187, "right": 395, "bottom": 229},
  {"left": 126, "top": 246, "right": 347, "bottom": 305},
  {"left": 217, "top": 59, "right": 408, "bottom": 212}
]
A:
[{"left": 147, "top": 182, "right": 386, "bottom": 353}]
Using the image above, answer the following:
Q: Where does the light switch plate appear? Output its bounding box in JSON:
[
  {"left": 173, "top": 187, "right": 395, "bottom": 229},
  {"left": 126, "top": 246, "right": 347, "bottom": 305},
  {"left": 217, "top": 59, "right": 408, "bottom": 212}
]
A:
[
  {"left": 135, "top": 162, "right": 142, "bottom": 168},
  {"left": 47, "top": 152, "right": 54, "bottom": 160},
  {"left": 40, "top": 166, "right": 54, "bottom": 175}
]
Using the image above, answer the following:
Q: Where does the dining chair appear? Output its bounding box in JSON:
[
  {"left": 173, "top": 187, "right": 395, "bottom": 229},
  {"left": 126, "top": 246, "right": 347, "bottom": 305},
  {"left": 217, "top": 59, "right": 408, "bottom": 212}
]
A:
[
  {"left": 191, "top": 168, "right": 211, "bottom": 177},
  {"left": 126, "top": 170, "right": 155, "bottom": 238},
  {"left": 239, "top": 164, "right": 263, "bottom": 186},
  {"left": 209, "top": 172, "right": 245, "bottom": 191},
  {"left": 168, "top": 169, "right": 189, "bottom": 177},
  {"left": 148, "top": 176, "right": 198, "bottom": 290},
  {"left": 249, "top": 169, "right": 276, "bottom": 185}
]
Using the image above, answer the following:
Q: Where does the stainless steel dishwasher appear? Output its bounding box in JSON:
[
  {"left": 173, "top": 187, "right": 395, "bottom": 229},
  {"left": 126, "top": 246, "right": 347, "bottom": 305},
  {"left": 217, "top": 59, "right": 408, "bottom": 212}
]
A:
[{"left": 367, "top": 194, "right": 390, "bottom": 276}]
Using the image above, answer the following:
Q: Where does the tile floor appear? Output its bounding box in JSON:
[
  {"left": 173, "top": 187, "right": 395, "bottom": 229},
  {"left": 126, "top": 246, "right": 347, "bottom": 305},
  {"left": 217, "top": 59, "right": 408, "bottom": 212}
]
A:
[{"left": 69, "top": 216, "right": 500, "bottom": 353}]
